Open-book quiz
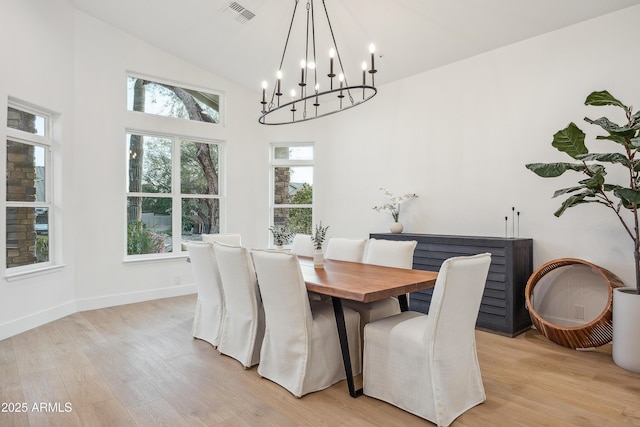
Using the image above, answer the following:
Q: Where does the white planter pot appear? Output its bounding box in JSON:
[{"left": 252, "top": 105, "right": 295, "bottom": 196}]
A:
[
  {"left": 613, "top": 287, "right": 640, "bottom": 373},
  {"left": 313, "top": 250, "right": 324, "bottom": 268},
  {"left": 390, "top": 222, "right": 404, "bottom": 233}
]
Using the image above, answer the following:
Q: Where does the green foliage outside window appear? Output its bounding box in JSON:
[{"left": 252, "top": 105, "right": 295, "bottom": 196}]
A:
[
  {"left": 289, "top": 183, "right": 312, "bottom": 234},
  {"left": 36, "top": 235, "right": 49, "bottom": 263},
  {"left": 127, "top": 221, "right": 165, "bottom": 255}
]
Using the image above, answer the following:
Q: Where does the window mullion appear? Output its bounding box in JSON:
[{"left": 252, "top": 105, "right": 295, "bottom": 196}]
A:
[{"left": 172, "top": 136, "right": 182, "bottom": 253}]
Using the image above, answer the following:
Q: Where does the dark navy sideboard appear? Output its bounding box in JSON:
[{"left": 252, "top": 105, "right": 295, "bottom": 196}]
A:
[{"left": 370, "top": 233, "right": 533, "bottom": 336}]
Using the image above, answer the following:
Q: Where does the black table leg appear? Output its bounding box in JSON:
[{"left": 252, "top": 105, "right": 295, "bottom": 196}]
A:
[
  {"left": 398, "top": 293, "right": 409, "bottom": 312},
  {"left": 331, "top": 297, "right": 363, "bottom": 398}
]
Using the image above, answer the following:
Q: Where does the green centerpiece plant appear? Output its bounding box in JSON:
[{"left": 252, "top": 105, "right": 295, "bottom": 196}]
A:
[
  {"left": 310, "top": 222, "right": 329, "bottom": 268},
  {"left": 269, "top": 225, "right": 293, "bottom": 248},
  {"left": 310, "top": 222, "right": 329, "bottom": 251}
]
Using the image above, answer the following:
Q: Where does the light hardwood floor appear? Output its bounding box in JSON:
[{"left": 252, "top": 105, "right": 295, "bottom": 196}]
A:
[{"left": 1, "top": 294, "right": 639, "bottom": 426}]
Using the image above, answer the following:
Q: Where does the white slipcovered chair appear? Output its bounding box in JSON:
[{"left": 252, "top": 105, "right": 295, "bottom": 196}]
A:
[
  {"left": 186, "top": 241, "right": 224, "bottom": 347},
  {"left": 290, "top": 233, "right": 323, "bottom": 300},
  {"left": 290, "top": 233, "right": 314, "bottom": 257},
  {"left": 363, "top": 253, "right": 492, "bottom": 427},
  {"left": 214, "top": 242, "right": 265, "bottom": 368},
  {"left": 251, "top": 249, "right": 361, "bottom": 397},
  {"left": 202, "top": 233, "right": 242, "bottom": 246},
  {"left": 324, "top": 237, "right": 367, "bottom": 263},
  {"left": 343, "top": 238, "right": 418, "bottom": 330}
]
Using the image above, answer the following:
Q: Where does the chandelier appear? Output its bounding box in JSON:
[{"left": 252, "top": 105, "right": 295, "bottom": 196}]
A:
[{"left": 259, "top": 0, "right": 378, "bottom": 125}]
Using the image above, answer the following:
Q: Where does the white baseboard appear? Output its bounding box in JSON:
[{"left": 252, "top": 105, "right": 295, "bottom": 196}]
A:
[
  {"left": 75, "top": 283, "right": 196, "bottom": 312},
  {"left": 0, "top": 300, "right": 77, "bottom": 342},
  {"left": 0, "top": 284, "right": 196, "bottom": 341}
]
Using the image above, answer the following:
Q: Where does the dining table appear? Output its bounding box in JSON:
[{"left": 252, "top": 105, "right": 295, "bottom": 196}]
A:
[{"left": 298, "top": 257, "right": 438, "bottom": 397}]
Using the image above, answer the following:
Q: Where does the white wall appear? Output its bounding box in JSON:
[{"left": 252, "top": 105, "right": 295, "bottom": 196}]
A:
[
  {"left": 0, "top": 0, "right": 78, "bottom": 338},
  {"left": 314, "top": 5, "right": 640, "bottom": 294}
]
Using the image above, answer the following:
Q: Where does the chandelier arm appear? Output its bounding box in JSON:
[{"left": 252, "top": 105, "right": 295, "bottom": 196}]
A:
[
  {"left": 270, "top": 0, "right": 301, "bottom": 105},
  {"left": 321, "top": 0, "right": 349, "bottom": 88},
  {"left": 303, "top": 1, "right": 311, "bottom": 116},
  {"left": 310, "top": 0, "right": 318, "bottom": 91}
]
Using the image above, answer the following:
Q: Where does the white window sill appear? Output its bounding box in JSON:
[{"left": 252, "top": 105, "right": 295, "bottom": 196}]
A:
[
  {"left": 123, "top": 253, "right": 190, "bottom": 265},
  {"left": 5, "top": 264, "right": 66, "bottom": 282}
]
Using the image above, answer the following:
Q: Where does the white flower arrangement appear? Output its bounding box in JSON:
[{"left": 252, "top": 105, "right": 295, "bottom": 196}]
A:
[{"left": 372, "top": 187, "right": 418, "bottom": 222}]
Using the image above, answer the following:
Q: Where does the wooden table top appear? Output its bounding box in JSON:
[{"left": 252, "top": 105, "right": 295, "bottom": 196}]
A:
[{"left": 298, "top": 257, "right": 438, "bottom": 303}]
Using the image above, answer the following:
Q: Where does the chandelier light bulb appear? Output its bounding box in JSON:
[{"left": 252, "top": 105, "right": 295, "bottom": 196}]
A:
[
  {"left": 328, "top": 48, "right": 336, "bottom": 77},
  {"left": 261, "top": 80, "right": 267, "bottom": 106},
  {"left": 338, "top": 73, "right": 344, "bottom": 82},
  {"left": 369, "top": 43, "right": 377, "bottom": 75},
  {"left": 313, "top": 83, "right": 320, "bottom": 107},
  {"left": 290, "top": 89, "right": 296, "bottom": 98},
  {"left": 275, "top": 71, "right": 282, "bottom": 97},
  {"left": 299, "top": 60, "right": 306, "bottom": 86}
]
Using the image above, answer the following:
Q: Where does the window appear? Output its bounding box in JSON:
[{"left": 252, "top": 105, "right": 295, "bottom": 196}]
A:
[
  {"left": 5, "top": 103, "right": 53, "bottom": 270},
  {"left": 126, "top": 74, "right": 224, "bottom": 259},
  {"left": 126, "top": 133, "right": 221, "bottom": 257},
  {"left": 270, "top": 144, "right": 313, "bottom": 245},
  {"left": 127, "top": 76, "right": 221, "bottom": 124}
]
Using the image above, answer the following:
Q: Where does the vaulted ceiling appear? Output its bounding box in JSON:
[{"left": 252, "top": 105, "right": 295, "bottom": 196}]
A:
[{"left": 68, "top": 0, "right": 640, "bottom": 92}]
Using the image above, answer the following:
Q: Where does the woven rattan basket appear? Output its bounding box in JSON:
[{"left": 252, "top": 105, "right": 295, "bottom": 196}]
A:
[{"left": 525, "top": 258, "right": 625, "bottom": 349}]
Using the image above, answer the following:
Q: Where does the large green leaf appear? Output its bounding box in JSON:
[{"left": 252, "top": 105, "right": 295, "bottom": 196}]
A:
[
  {"left": 554, "top": 194, "right": 586, "bottom": 217},
  {"left": 586, "top": 164, "right": 607, "bottom": 177},
  {"left": 585, "top": 90, "right": 628, "bottom": 110},
  {"left": 526, "top": 162, "right": 585, "bottom": 177},
  {"left": 551, "top": 123, "right": 587, "bottom": 158},
  {"left": 579, "top": 173, "right": 605, "bottom": 190},
  {"left": 595, "top": 134, "right": 631, "bottom": 146},
  {"left": 576, "top": 152, "right": 630, "bottom": 166},
  {"left": 553, "top": 185, "right": 585, "bottom": 198},
  {"left": 615, "top": 188, "right": 640, "bottom": 206},
  {"left": 605, "top": 184, "right": 626, "bottom": 193},
  {"left": 584, "top": 117, "right": 633, "bottom": 135}
]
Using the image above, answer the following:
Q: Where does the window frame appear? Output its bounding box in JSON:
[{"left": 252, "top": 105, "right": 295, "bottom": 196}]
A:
[
  {"left": 269, "top": 142, "right": 314, "bottom": 248},
  {"left": 124, "top": 130, "right": 224, "bottom": 261},
  {"left": 5, "top": 100, "right": 56, "bottom": 276}
]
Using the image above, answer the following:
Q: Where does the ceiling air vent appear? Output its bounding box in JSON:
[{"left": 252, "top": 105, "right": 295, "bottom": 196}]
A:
[{"left": 224, "top": 2, "right": 256, "bottom": 24}]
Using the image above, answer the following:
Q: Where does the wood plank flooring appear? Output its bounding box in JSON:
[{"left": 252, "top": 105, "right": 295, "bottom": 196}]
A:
[{"left": 1, "top": 294, "right": 639, "bottom": 426}]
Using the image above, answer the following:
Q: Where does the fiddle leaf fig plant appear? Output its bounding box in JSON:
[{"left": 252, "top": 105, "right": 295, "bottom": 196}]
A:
[{"left": 526, "top": 90, "right": 640, "bottom": 294}]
